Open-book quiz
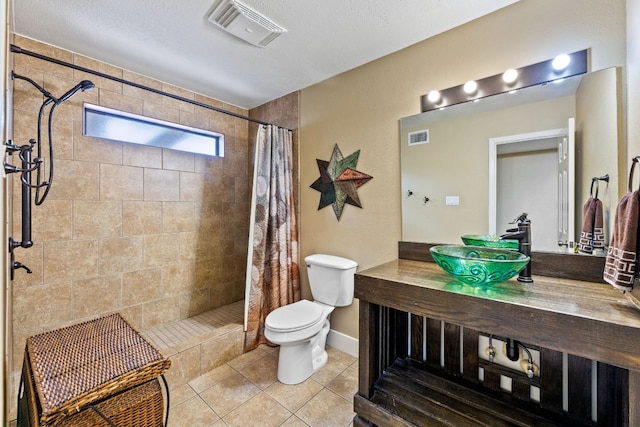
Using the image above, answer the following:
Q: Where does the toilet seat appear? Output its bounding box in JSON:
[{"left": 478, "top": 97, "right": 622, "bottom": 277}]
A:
[{"left": 266, "top": 300, "right": 324, "bottom": 332}]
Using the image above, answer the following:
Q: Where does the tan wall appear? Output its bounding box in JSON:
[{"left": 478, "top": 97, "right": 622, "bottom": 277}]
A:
[
  {"left": 300, "top": 0, "right": 627, "bottom": 340},
  {"left": 9, "top": 36, "right": 250, "bottom": 375}
]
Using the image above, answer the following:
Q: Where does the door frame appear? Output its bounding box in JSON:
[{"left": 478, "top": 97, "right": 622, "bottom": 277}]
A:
[{"left": 488, "top": 128, "right": 566, "bottom": 235}]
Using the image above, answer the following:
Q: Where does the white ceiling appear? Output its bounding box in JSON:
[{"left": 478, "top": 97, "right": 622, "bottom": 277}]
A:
[{"left": 12, "top": 0, "right": 518, "bottom": 110}]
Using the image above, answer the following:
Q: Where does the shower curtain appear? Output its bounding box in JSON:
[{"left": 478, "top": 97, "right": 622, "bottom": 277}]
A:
[{"left": 244, "top": 125, "right": 300, "bottom": 351}]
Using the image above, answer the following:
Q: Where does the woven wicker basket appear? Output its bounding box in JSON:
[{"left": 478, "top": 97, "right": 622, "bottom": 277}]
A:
[{"left": 19, "top": 313, "right": 170, "bottom": 426}]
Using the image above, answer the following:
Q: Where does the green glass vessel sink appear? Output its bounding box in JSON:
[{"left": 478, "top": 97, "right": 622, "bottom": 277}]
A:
[
  {"left": 430, "top": 245, "right": 530, "bottom": 286},
  {"left": 461, "top": 234, "right": 519, "bottom": 250}
]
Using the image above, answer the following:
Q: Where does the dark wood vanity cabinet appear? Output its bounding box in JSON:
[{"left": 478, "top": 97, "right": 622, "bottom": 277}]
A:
[{"left": 353, "top": 247, "right": 640, "bottom": 426}]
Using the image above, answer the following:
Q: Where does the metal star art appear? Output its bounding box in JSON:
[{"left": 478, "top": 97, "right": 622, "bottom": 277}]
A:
[{"left": 310, "top": 144, "right": 373, "bottom": 220}]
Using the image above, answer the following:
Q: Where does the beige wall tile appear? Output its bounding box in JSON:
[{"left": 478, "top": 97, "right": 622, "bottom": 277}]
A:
[
  {"left": 195, "top": 257, "right": 223, "bottom": 288},
  {"left": 180, "top": 287, "right": 211, "bottom": 318},
  {"left": 210, "top": 281, "right": 242, "bottom": 309},
  {"left": 72, "top": 275, "right": 121, "bottom": 318},
  {"left": 180, "top": 109, "right": 209, "bottom": 129},
  {"left": 11, "top": 108, "right": 37, "bottom": 148},
  {"left": 43, "top": 239, "right": 98, "bottom": 283},
  {"left": 163, "top": 149, "right": 195, "bottom": 172},
  {"left": 45, "top": 103, "right": 77, "bottom": 159},
  {"left": 161, "top": 83, "right": 195, "bottom": 113},
  {"left": 194, "top": 154, "right": 223, "bottom": 175},
  {"left": 162, "top": 262, "right": 196, "bottom": 295},
  {"left": 144, "top": 234, "right": 180, "bottom": 268},
  {"left": 177, "top": 232, "right": 198, "bottom": 262},
  {"left": 200, "top": 329, "right": 243, "bottom": 373},
  {"left": 143, "top": 100, "right": 180, "bottom": 123},
  {"left": 221, "top": 254, "right": 246, "bottom": 285},
  {"left": 11, "top": 71, "right": 45, "bottom": 113},
  {"left": 123, "top": 143, "right": 163, "bottom": 168},
  {"left": 143, "top": 296, "right": 180, "bottom": 329},
  {"left": 119, "top": 305, "right": 143, "bottom": 331},
  {"left": 122, "top": 201, "right": 163, "bottom": 235},
  {"left": 46, "top": 159, "right": 100, "bottom": 201},
  {"left": 179, "top": 171, "right": 205, "bottom": 202},
  {"left": 222, "top": 150, "right": 248, "bottom": 177},
  {"left": 205, "top": 174, "right": 236, "bottom": 203},
  {"left": 99, "top": 236, "right": 144, "bottom": 274},
  {"left": 144, "top": 168, "right": 180, "bottom": 201},
  {"left": 98, "top": 88, "right": 144, "bottom": 115},
  {"left": 30, "top": 199, "right": 72, "bottom": 242},
  {"left": 73, "top": 200, "right": 122, "bottom": 239},
  {"left": 100, "top": 163, "right": 144, "bottom": 200},
  {"left": 13, "top": 282, "right": 72, "bottom": 331},
  {"left": 163, "top": 202, "right": 196, "bottom": 233},
  {"left": 223, "top": 200, "right": 250, "bottom": 230},
  {"left": 122, "top": 268, "right": 163, "bottom": 306},
  {"left": 194, "top": 230, "right": 232, "bottom": 260},
  {"left": 13, "top": 36, "right": 74, "bottom": 80},
  {"left": 195, "top": 201, "right": 224, "bottom": 232},
  {"left": 73, "top": 55, "right": 124, "bottom": 94},
  {"left": 164, "top": 346, "right": 201, "bottom": 386},
  {"left": 194, "top": 93, "right": 224, "bottom": 109},
  {"left": 122, "top": 70, "right": 164, "bottom": 104}
]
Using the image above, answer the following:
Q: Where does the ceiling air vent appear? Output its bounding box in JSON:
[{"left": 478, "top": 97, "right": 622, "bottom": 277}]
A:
[
  {"left": 408, "top": 129, "right": 430, "bottom": 146},
  {"left": 208, "top": 0, "right": 287, "bottom": 48}
]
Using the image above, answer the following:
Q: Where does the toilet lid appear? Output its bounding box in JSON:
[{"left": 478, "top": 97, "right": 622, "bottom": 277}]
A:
[{"left": 266, "top": 300, "right": 324, "bottom": 332}]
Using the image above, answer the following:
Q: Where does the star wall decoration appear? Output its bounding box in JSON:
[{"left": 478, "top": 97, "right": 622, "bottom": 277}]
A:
[{"left": 310, "top": 144, "right": 373, "bottom": 220}]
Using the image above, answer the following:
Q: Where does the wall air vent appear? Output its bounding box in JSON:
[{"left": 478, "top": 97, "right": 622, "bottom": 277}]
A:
[
  {"left": 208, "top": 0, "right": 287, "bottom": 48},
  {"left": 408, "top": 129, "right": 430, "bottom": 146}
]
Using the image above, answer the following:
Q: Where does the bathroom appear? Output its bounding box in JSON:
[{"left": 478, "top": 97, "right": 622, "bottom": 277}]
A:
[{"left": 2, "top": 0, "right": 640, "bottom": 425}]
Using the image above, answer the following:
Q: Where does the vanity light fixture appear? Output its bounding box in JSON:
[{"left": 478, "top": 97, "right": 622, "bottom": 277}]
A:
[{"left": 420, "top": 49, "right": 588, "bottom": 112}]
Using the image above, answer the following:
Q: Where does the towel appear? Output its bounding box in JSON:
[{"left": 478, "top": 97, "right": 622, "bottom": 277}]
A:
[
  {"left": 604, "top": 191, "right": 640, "bottom": 292},
  {"left": 578, "top": 197, "right": 605, "bottom": 254}
]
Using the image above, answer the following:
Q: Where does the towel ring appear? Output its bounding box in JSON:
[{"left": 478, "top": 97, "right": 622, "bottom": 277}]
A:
[
  {"left": 591, "top": 174, "right": 609, "bottom": 199},
  {"left": 591, "top": 179, "right": 599, "bottom": 200},
  {"left": 629, "top": 157, "right": 640, "bottom": 192}
]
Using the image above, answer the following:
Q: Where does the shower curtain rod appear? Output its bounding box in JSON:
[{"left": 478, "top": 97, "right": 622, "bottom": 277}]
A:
[{"left": 10, "top": 44, "right": 292, "bottom": 131}]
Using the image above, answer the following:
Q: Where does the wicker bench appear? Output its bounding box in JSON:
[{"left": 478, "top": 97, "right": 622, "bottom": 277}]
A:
[{"left": 17, "top": 313, "right": 171, "bottom": 427}]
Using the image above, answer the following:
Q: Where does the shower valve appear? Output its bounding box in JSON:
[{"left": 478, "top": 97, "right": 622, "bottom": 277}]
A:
[{"left": 13, "top": 261, "right": 32, "bottom": 274}]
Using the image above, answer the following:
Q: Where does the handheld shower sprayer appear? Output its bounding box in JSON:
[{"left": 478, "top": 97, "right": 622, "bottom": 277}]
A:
[
  {"left": 7, "top": 72, "right": 95, "bottom": 205},
  {"left": 5, "top": 72, "right": 96, "bottom": 280},
  {"left": 57, "top": 80, "right": 95, "bottom": 104}
]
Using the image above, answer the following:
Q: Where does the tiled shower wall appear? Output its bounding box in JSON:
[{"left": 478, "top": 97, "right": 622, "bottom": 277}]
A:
[{"left": 8, "top": 35, "right": 252, "bottom": 373}]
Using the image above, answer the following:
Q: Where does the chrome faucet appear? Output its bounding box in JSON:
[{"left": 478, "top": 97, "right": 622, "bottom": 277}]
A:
[{"left": 500, "top": 213, "right": 533, "bottom": 283}]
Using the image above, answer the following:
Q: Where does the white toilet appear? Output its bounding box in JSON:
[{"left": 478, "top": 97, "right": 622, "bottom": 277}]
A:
[{"left": 264, "top": 254, "right": 358, "bottom": 384}]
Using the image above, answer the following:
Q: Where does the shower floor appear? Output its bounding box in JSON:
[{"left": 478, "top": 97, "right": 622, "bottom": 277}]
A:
[{"left": 143, "top": 300, "right": 245, "bottom": 386}]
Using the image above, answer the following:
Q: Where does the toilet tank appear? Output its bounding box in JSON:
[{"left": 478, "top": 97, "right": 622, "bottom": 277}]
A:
[{"left": 305, "top": 254, "right": 358, "bottom": 307}]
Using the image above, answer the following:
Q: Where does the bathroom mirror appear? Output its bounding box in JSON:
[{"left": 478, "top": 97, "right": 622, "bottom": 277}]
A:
[{"left": 400, "top": 66, "right": 622, "bottom": 253}]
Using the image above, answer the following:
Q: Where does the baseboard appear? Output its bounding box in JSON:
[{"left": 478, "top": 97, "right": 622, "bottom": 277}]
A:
[{"left": 327, "top": 329, "right": 358, "bottom": 358}]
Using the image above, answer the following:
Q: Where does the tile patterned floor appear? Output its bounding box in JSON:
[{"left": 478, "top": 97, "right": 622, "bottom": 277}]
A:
[{"left": 166, "top": 345, "right": 357, "bottom": 427}]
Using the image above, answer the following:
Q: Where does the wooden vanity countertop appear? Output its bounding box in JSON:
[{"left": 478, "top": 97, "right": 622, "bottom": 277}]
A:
[{"left": 355, "top": 259, "right": 640, "bottom": 372}]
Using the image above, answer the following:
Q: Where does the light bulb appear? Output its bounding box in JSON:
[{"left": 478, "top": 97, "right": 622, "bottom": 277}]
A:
[
  {"left": 427, "top": 90, "right": 441, "bottom": 103},
  {"left": 463, "top": 80, "right": 478, "bottom": 94},
  {"left": 552, "top": 54, "right": 571, "bottom": 71},
  {"left": 502, "top": 68, "right": 518, "bottom": 84}
]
